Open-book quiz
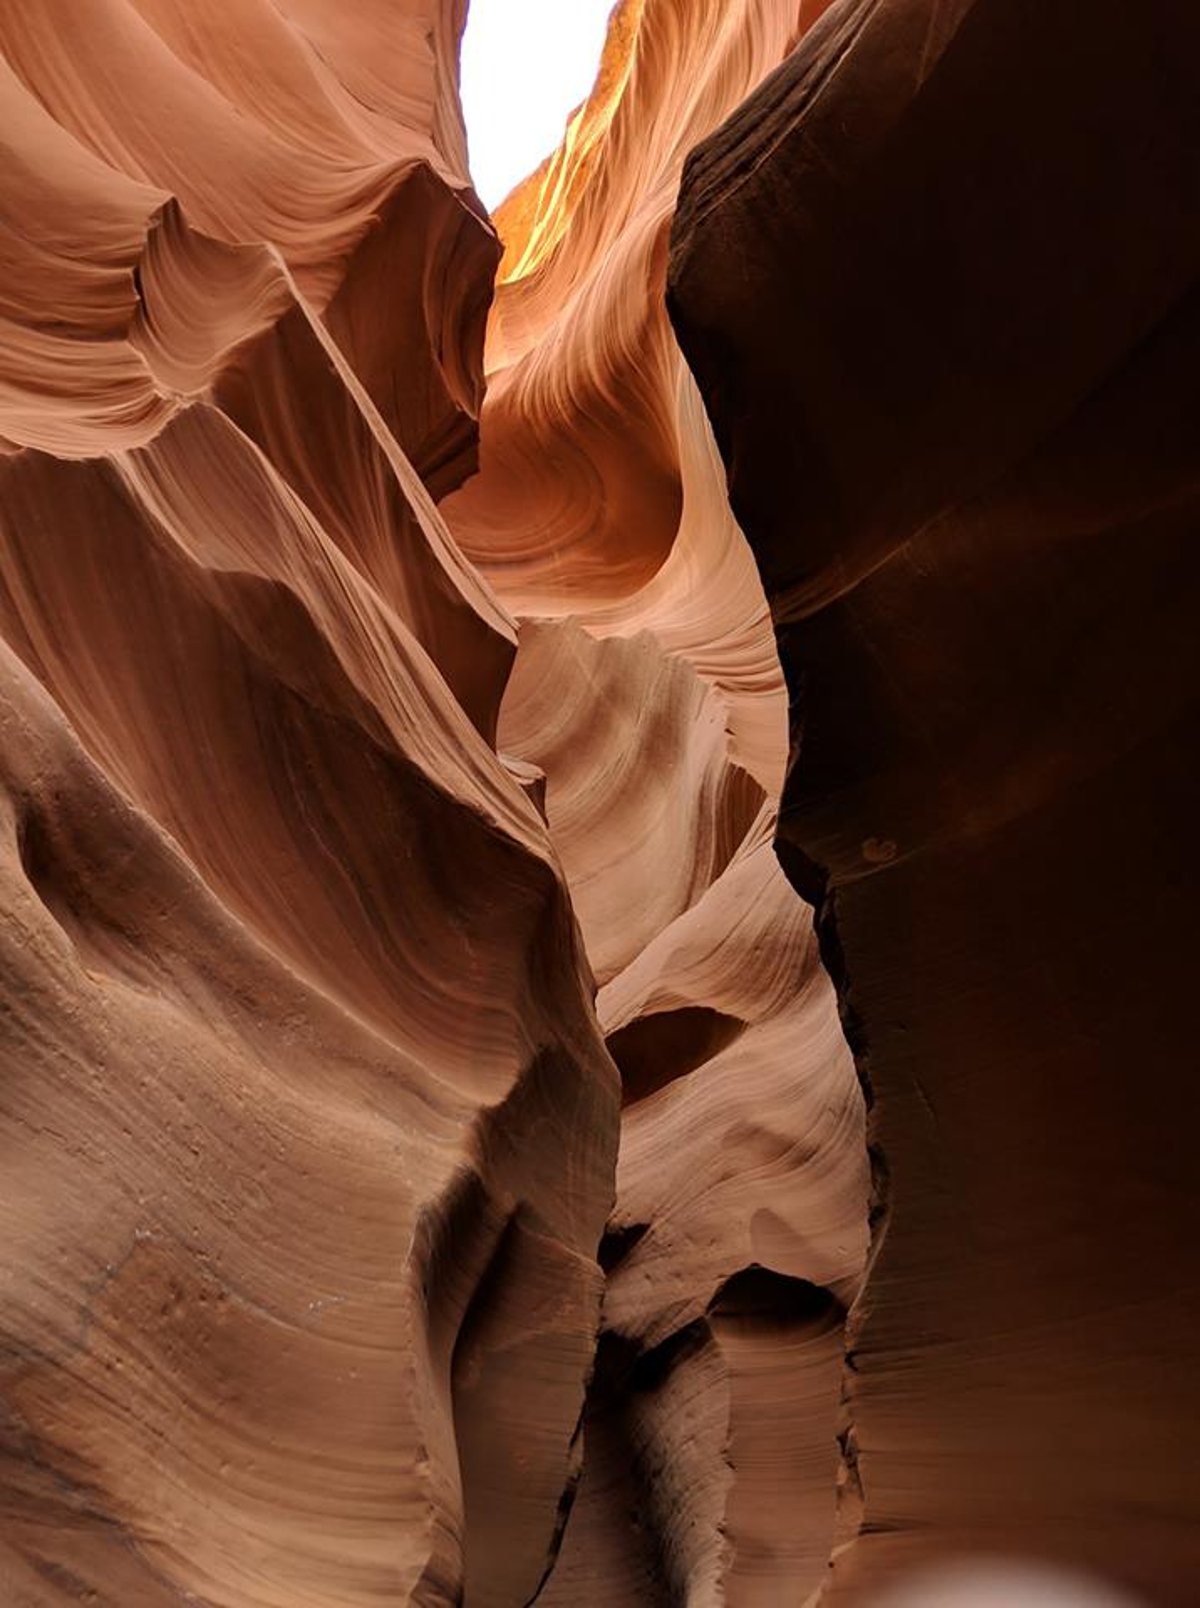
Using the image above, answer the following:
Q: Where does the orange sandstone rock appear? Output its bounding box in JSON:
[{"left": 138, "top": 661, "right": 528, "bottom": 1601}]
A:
[{"left": 0, "top": 5, "right": 616, "bottom": 1604}]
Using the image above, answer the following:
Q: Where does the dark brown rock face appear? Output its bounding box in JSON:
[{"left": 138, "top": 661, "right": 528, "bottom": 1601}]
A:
[{"left": 669, "top": 1, "right": 1200, "bottom": 1601}]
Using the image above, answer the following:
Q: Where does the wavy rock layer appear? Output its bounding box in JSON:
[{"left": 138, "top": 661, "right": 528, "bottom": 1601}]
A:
[
  {"left": 0, "top": 5, "right": 619, "bottom": 1605},
  {"left": 445, "top": 3, "right": 868, "bottom": 1602},
  {"left": 16, "top": 0, "right": 1180, "bottom": 1602},
  {"left": 670, "top": 1, "right": 1200, "bottom": 1603}
]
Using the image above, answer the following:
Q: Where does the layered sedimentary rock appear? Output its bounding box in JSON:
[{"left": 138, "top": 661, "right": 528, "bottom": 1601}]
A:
[
  {"left": 2, "top": 0, "right": 872, "bottom": 1600},
  {"left": 670, "top": 1, "right": 1200, "bottom": 1602},
  {"left": 8, "top": 0, "right": 1188, "bottom": 1602},
  {"left": 444, "top": 3, "right": 869, "bottom": 1601},
  {"left": 0, "top": 5, "right": 618, "bottom": 1604}
]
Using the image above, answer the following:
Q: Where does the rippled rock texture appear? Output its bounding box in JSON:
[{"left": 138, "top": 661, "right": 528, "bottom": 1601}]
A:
[
  {"left": 0, "top": 3, "right": 618, "bottom": 1602},
  {"left": 670, "top": 1, "right": 1200, "bottom": 1603},
  {"left": 445, "top": 3, "right": 868, "bottom": 1601},
  {"left": 3, "top": 0, "right": 1193, "bottom": 1603},
  {"left": 0, "top": 0, "right": 866, "bottom": 1602}
]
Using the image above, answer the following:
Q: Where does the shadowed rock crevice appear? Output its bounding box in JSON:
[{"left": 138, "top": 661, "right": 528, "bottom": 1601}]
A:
[
  {"left": 708, "top": 1264, "right": 841, "bottom": 1328},
  {"left": 541, "top": 1267, "right": 848, "bottom": 1606},
  {"left": 606, "top": 1005, "right": 748, "bottom": 1106},
  {"left": 597, "top": 1222, "right": 650, "bottom": 1275}
]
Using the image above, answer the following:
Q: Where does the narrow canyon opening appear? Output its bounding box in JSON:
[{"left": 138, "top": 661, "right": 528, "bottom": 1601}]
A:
[
  {"left": 459, "top": 0, "right": 615, "bottom": 211},
  {"left": 444, "top": 3, "right": 872, "bottom": 1598}
]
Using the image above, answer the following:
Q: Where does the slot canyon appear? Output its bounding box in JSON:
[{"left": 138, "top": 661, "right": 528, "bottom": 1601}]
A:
[{"left": 0, "top": 1, "right": 1197, "bottom": 1604}]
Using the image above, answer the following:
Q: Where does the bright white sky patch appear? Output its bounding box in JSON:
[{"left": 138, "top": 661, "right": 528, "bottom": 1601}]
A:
[{"left": 460, "top": 0, "right": 614, "bottom": 211}]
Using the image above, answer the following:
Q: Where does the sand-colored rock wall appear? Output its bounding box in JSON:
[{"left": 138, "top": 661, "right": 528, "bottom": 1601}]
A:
[
  {"left": 5, "top": 0, "right": 1192, "bottom": 1601},
  {"left": 0, "top": 5, "right": 617, "bottom": 1603}
]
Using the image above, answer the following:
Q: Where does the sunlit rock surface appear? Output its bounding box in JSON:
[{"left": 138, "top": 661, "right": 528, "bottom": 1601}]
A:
[{"left": 670, "top": 1, "right": 1200, "bottom": 1603}]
